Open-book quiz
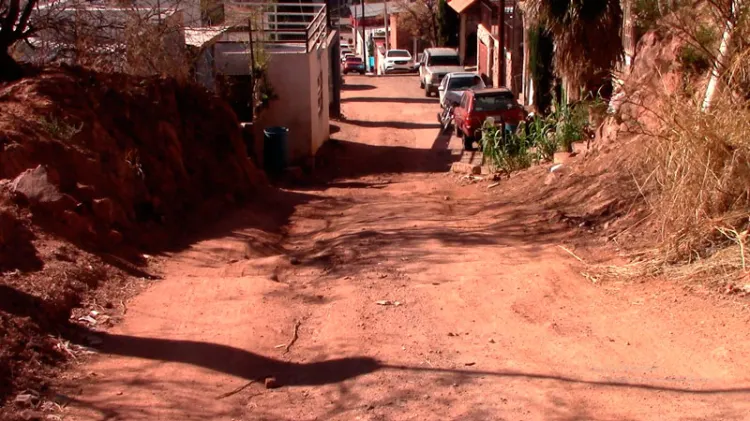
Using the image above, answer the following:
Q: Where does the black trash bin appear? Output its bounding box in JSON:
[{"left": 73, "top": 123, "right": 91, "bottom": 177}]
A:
[{"left": 263, "top": 126, "right": 289, "bottom": 175}]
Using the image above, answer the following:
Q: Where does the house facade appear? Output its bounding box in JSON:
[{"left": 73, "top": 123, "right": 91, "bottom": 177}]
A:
[
  {"left": 449, "top": 0, "right": 523, "bottom": 99},
  {"left": 193, "top": 1, "right": 337, "bottom": 168}
]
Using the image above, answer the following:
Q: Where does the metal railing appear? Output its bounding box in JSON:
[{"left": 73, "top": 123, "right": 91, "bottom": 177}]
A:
[
  {"left": 305, "top": 4, "right": 328, "bottom": 52},
  {"left": 226, "top": 1, "right": 328, "bottom": 52}
]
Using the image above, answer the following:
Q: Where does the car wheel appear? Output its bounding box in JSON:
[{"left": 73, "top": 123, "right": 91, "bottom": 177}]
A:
[
  {"left": 360, "top": 71, "right": 365, "bottom": 75},
  {"left": 463, "top": 133, "right": 475, "bottom": 151}
]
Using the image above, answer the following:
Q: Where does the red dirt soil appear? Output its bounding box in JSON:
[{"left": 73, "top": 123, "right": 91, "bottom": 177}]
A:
[
  {"left": 0, "top": 66, "right": 266, "bottom": 419},
  {"left": 46, "top": 75, "right": 750, "bottom": 421}
]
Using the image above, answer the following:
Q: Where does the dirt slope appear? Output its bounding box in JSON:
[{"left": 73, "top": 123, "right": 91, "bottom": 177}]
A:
[
  {"left": 56, "top": 75, "right": 750, "bottom": 421},
  {"left": 0, "top": 66, "right": 265, "bottom": 414},
  {"left": 0, "top": 66, "right": 264, "bottom": 251}
]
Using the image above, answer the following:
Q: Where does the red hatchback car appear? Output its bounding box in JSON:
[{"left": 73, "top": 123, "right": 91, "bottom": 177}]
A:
[
  {"left": 343, "top": 57, "right": 366, "bottom": 75},
  {"left": 453, "top": 88, "right": 526, "bottom": 150}
]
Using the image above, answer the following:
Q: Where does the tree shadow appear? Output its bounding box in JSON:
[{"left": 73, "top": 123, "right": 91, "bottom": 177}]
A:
[
  {"left": 0, "top": 285, "right": 379, "bottom": 391},
  {"left": 381, "top": 364, "right": 750, "bottom": 396},
  {"left": 93, "top": 333, "right": 379, "bottom": 387},
  {"left": 279, "top": 204, "right": 571, "bottom": 287},
  {"left": 4, "top": 285, "right": 748, "bottom": 419}
]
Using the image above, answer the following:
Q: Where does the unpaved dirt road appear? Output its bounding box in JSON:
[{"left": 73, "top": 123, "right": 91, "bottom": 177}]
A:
[{"left": 64, "top": 75, "right": 750, "bottom": 420}]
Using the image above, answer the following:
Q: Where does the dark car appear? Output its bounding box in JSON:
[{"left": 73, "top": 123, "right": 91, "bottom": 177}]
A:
[
  {"left": 453, "top": 88, "right": 526, "bottom": 150},
  {"left": 343, "top": 57, "right": 366, "bottom": 75}
]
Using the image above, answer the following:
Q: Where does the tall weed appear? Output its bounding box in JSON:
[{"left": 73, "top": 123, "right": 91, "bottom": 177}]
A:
[
  {"left": 480, "top": 120, "right": 533, "bottom": 176},
  {"left": 639, "top": 94, "right": 750, "bottom": 268}
]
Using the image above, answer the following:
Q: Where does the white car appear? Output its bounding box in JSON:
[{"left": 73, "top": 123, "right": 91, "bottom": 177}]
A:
[
  {"left": 380, "top": 49, "right": 414, "bottom": 74},
  {"left": 438, "top": 72, "right": 485, "bottom": 109}
]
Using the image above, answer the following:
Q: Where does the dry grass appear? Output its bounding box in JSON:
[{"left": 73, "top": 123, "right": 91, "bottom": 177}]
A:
[{"left": 623, "top": 44, "right": 750, "bottom": 287}]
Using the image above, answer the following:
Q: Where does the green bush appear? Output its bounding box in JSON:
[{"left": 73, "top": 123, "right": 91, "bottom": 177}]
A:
[
  {"left": 678, "top": 24, "right": 717, "bottom": 74},
  {"left": 38, "top": 116, "right": 82, "bottom": 141},
  {"left": 555, "top": 100, "right": 588, "bottom": 152},
  {"left": 480, "top": 119, "right": 533, "bottom": 176},
  {"left": 679, "top": 45, "right": 711, "bottom": 73}
]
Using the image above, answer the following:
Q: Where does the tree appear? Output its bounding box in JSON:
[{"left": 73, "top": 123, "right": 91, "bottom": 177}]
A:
[
  {"left": 437, "top": 0, "right": 459, "bottom": 47},
  {"left": 2, "top": 0, "right": 195, "bottom": 81},
  {"left": 0, "top": 0, "right": 38, "bottom": 81},
  {"left": 702, "top": 0, "right": 744, "bottom": 111},
  {"left": 529, "top": 0, "right": 624, "bottom": 94},
  {"left": 395, "top": 0, "right": 440, "bottom": 47}
]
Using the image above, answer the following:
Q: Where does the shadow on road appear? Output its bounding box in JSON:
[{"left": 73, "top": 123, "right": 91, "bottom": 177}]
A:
[
  {"left": 341, "top": 84, "right": 376, "bottom": 91},
  {"left": 314, "top": 138, "right": 457, "bottom": 180},
  {"left": 381, "top": 363, "right": 750, "bottom": 396},
  {"left": 4, "top": 283, "right": 744, "bottom": 398},
  {"left": 4, "top": 285, "right": 748, "bottom": 420},
  {"left": 343, "top": 119, "right": 440, "bottom": 130},
  {"left": 342, "top": 97, "right": 437, "bottom": 104}
]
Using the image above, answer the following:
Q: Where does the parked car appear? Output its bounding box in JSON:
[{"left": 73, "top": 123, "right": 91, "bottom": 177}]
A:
[
  {"left": 343, "top": 56, "right": 366, "bottom": 75},
  {"left": 341, "top": 53, "right": 355, "bottom": 63},
  {"left": 380, "top": 49, "right": 415, "bottom": 74},
  {"left": 437, "top": 72, "right": 485, "bottom": 109},
  {"left": 413, "top": 53, "right": 424, "bottom": 71},
  {"left": 453, "top": 88, "right": 526, "bottom": 150},
  {"left": 419, "top": 47, "right": 463, "bottom": 97}
]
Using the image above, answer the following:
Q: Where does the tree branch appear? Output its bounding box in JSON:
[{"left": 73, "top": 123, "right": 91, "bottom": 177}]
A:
[
  {"left": 1, "top": 0, "right": 21, "bottom": 43},
  {"left": 14, "top": 0, "right": 37, "bottom": 39}
]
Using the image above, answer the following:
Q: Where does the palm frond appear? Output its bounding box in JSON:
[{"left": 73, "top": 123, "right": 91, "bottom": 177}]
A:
[{"left": 528, "top": 0, "right": 625, "bottom": 88}]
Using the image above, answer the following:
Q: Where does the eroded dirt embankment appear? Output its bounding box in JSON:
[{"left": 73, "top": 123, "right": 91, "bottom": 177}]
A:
[{"left": 0, "top": 66, "right": 266, "bottom": 410}]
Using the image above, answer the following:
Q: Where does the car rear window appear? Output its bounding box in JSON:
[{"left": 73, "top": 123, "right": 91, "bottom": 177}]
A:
[
  {"left": 428, "top": 55, "right": 460, "bottom": 66},
  {"left": 448, "top": 77, "right": 480, "bottom": 90},
  {"left": 346, "top": 57, "right": 363, "bottom": 63},
  {"left": 387, "top": 50, "right": 411, "bottom": 58},
  {"left": 474, "top": 93, "right": 516, "bottom": 112}
]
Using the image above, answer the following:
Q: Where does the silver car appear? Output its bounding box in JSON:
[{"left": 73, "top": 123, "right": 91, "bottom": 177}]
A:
[{"left": 438, "top": 72, "right": 485, "bottom": 109}]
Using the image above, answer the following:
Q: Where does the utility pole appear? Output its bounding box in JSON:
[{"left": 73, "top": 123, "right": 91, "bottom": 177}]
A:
[
  {"left": 384, "top": 0, "right": 389, "bottom": 51},
  {"left": 361, "top": 0, "right": 368, "bottom": 72},
  {"left": 498, "top": 0, "right": 506, "bottom": 87}
]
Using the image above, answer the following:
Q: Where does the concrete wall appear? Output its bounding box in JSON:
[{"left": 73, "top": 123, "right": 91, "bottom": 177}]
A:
[
  {"left": 253, "top": 42, "right": 331, "bottom": 168},
  {"left": 309, "top": 44, "right": 331, "bottom": 157},
  {"left": 254, "top": 52, "right": 313, "bottom": 165}
]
